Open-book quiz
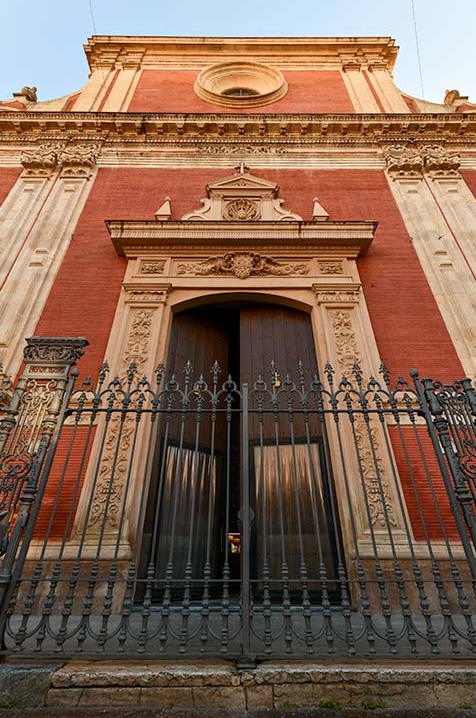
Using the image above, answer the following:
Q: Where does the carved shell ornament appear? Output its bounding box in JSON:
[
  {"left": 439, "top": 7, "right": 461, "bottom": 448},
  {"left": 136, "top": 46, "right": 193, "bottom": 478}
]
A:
[{"left": 223, "top": 199, "right": 260, "bottom": 221}]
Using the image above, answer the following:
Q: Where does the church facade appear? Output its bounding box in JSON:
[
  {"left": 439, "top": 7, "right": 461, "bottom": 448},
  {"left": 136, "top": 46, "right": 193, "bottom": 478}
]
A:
[{"left": 0, "top": 36, "right": 474, "bottom": 661}]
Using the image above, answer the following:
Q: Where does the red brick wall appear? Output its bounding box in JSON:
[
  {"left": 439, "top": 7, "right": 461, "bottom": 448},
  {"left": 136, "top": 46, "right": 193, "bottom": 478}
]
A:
[
  {"left": 33, "top": 427, "right": 95, "bottom": 541},
  {"left": 462, "top": 170, "right": 476, "bottom": 198},
  {"left": 35, "top": 167, "right": 463, "bottom": 383},
  {"left": 0, "top": 168, "right": 22, "bottom": 207},
  {"left": 389, "top": 426, "right": 460, "bottom": 541},
  {"left": 128, "top": 70, "right": 355, "bottom": 113}
]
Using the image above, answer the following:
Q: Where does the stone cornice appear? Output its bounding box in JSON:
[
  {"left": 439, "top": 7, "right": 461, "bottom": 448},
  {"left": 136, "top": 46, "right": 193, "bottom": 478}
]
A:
[
  {"left": 84, "top": 36, "right": 399, "bottom": 72},
  {"left": 1, "top": 112, "right": 476, "bottom": 146},
  {"left": 107, "top": 219, "right": 377, "bottom": 258}
]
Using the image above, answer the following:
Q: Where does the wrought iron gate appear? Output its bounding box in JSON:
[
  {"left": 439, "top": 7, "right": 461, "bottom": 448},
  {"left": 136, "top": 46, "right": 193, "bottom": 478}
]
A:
[{"left": 0, "top": 337, "right": 474, "bottom": 661}]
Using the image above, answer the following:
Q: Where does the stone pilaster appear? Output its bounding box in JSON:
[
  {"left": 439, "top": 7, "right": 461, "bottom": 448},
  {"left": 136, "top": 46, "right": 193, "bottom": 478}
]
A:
[
  {"left": 384, "top": 145, "right": 476, "bottom": 375},
  {"left": 72, "top": 284, "right": 171, "bottom": 544},
  {"left": 0, "top": 143, "right": 99, "bottom": 376},
  {"left": 365, "top": 65, "right": 410, "bottom": 112},
  {"left": 312, "top": 285, "right": 408, "bottom": 553},
  {"left": 341, "top": 64, "right": 381, "bottom": 113}
]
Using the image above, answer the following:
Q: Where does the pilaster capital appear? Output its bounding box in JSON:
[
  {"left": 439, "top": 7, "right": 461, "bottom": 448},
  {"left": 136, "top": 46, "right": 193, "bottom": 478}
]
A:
[
  {"left": 20, "top": 141, "right": 101, "bottom": 179},
  {"left": 383, "top": 144, "right": 424, "bottom": 179},
  {"left": 383, "top": 143, "right": 461, "bottom": 180},
  {"left": 123, "top": 283, "right": 172, "bottom": 304},
  {"left": 20, "top": 143, "right": 62, "bottom": 177},
  {"left": 422, "top": 144, "right": 461, "bottom": 179},
  {"left": 312, "top": 283, "right": 361, "bottom": 305},
  {"left": 58, "top": 142, "right": 100, "bottom": 178}
]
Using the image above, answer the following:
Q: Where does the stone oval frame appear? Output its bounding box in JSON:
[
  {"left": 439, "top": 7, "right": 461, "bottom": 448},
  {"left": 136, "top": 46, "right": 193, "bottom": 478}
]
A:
[{"left": 194, "top": 62, "right": 288, "bottom": 107}]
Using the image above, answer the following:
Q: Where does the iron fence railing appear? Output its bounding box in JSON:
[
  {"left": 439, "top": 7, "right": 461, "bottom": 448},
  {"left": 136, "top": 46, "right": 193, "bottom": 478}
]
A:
[{"left": 0, "top": 354, "right": 474, "bottom": 661}]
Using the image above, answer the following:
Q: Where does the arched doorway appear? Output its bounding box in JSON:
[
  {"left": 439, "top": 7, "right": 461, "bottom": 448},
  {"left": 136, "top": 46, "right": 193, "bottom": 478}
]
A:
[{"left": 140, "top": 301, "right": 341, "bottom": 603}]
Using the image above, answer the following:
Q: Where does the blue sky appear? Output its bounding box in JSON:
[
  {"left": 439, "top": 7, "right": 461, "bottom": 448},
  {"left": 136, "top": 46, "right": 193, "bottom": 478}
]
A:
[{"left": 1, "top": 0, "right": 474, "bottom": 106}]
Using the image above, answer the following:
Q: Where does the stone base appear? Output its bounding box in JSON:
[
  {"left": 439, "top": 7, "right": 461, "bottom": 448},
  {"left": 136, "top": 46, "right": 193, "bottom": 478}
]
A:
[{"left": 43, "top": 660, "right": 476, "bottom": 711}]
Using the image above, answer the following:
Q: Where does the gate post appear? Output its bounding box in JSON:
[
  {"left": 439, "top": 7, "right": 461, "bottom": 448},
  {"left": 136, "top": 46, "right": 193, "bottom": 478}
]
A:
[
  {"left": 411, "top": 370, "right": 476, "bottom": 579},
  {"left": 0, "top": 336, "right": 88, "bottom": 647},
  {"left": 238, "top": 382, "right": 256, "bottom": 668}
]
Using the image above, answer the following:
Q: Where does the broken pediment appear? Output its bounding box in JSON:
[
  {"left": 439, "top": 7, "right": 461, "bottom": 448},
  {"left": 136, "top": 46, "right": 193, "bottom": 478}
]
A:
[{"left": 181, "top": 166, "right": 303, "bottom": 221}]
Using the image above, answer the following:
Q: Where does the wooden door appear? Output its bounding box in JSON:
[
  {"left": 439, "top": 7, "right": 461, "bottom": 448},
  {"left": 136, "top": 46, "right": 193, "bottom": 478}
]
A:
[
  {"left": 142, "top": 302, "right": 338, "bottom": 600},
  {"left": 240, "top": 305, "right": 338, "bottom": 595},
  {"left": 142, "top": 308, "right": 236, "bottom": 594}
]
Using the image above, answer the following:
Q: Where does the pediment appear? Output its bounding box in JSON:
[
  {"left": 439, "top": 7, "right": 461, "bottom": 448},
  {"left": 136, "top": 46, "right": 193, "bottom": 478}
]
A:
[
  {"left": 181, "top": 167, "right": 303, "bottom": 221},
  {"left": 205, "top": 169, "right": 280, "bottom": 198}
]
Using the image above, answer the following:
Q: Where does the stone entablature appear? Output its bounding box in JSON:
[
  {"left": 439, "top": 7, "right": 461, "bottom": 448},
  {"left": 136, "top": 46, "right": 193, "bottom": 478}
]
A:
[
  {"left": 108, "top": 220, "right": 376, "bottom": 259},
  {"left": 84, "top": 36, "right": 400, "bottom": 73},
  {"left": 1, "top": 112, "right": 476, "bottom": 145}
]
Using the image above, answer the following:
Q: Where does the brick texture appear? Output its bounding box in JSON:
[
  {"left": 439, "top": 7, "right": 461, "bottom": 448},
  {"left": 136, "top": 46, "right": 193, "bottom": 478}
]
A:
[
  {"left": 128, "top": 70, "right": 355, "bottom": 113},
  {"left": 33, "top": 426, "right": 95, "bottom": 541},
  {"left": 0, "top": 167, "right": 22, "bottom": 207},
  {"left": 389, "top": 426, "right": 460, "bottom": 541},
  {"left": 461, "top": 169, "right": 476, "bottom": 199}
]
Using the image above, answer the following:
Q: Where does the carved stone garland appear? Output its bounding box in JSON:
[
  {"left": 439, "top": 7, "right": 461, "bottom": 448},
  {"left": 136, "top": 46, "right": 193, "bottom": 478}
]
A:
[
  {"left": 176, "top": 252, "right": 309, "bottom": 279},
  {"left": 328, "top": 308, "right": 397, "bottom": 528},
  {"left": 88, "top": 294, "right": 166, "bottom": 530}
]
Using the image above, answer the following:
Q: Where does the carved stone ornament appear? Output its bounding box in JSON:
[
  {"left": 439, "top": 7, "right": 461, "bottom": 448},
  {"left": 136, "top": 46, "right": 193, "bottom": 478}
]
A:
[
  {"left": 223, "top": 198, "right": 260, "bottom": 221},
  {"left": 176, "top": 252, "right": 309, "bottom": 279},
  {"left": 314, "top": 288, "right": 360, "bottom": 304},
  {"left": 383, "top": 145, "right": 423, "bottom": 178},
  {"left": 318, "top": 261, "right": 344, "bottom": 275},
  {"left": 384, "top": 143, "right": 461, "bottom": 180},
  {"left": 139, "top": 260, "right": 166, "bottom": 274},
  {"left": 20, "top": 143, "right": 62, "bottom": 177},
  {"left": 328, "top": 309, "right": 397, "bottom": 528},
  {"left": 197, "top": 144, "right": 287, "bottom": 155},
  {"left": 90, "top": 308, "right": 154, "bottom": 529},
  {"left": 124, "top": 289, "right": 169, "bottom": 303},
  {"left": 423, "top": 145, "right": 461, "bottom": 178},
  {"left": 181, "top": 167, "right": 302, "bottom": 221},
  {"left": 21, "top": 142, "right": 99, "bottom": 178},
  {"left": 58, "top": 143, "right": 99, "bottom": 177}
]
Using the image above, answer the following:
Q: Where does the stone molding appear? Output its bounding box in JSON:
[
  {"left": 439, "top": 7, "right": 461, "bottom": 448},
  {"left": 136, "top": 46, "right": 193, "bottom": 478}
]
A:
[{"left": 108, "top": 220, "right": 376, "bottom": 258}]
